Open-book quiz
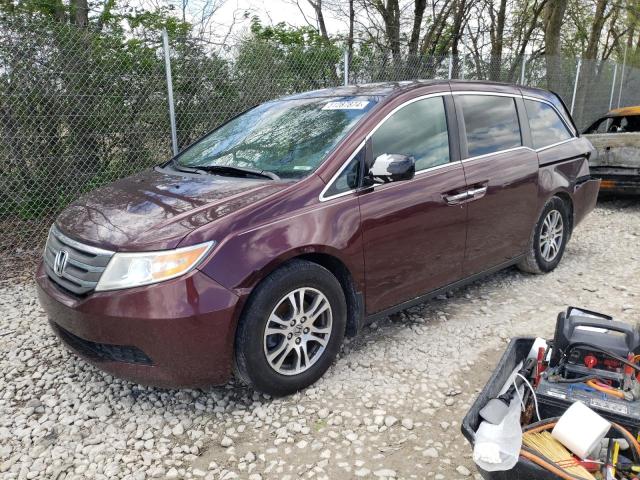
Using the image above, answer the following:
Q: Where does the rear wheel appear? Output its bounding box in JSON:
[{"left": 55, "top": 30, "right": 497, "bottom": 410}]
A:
[
  {"left": 517, "top": 197, "right": 570, "bottom": 274},
  {"left": 234, "top": 260, "right": 346, "bottom": 396}
]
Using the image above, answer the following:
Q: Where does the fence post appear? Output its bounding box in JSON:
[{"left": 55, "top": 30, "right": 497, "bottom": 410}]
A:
[
  {"left": 570, "top": 58, "right": 582, "bottom": 115},
  {"left": 343, "top": 50, "right": 349, "bottom": 86},
  {"left": 520, "top": 55, "right": 527, "bottom": 85},
  {"left": 609, "top": 63, "right": 618, "bottom": 111},
  {"left": 617, "top": 44, "right": 628, "bottom": 108},
  {"left": 162, "top": 29, "right": 178, "bottom": 157},
  {"left": 448, "top": 54, "right": 453, "bottom": 79}
]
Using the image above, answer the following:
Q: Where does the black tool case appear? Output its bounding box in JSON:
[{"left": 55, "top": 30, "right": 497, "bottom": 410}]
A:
[{"left": 461, "top": 337, "right": 561, "bottom": 480}]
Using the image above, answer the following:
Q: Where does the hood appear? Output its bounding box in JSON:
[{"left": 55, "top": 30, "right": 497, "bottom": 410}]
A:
[{"left": 56, "top": 168, "right": 293, "bottom": 251}]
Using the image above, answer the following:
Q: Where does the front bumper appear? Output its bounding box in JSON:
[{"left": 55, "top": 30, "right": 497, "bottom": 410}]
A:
[{"left": 36, "top": 263, "right": 240, "bottom": 388}]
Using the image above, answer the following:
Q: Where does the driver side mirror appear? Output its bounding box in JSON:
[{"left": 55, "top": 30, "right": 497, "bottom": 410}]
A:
[{"left": 368, "top": 153, "right": 415, "bottom": 183}]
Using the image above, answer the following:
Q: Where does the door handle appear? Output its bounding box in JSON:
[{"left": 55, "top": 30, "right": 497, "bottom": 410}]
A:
[
  {"left": 467, "top": 185, "right": 488, "bottom": 200},
  {"left": 443, "top": 191, "right": 471, "bottom": 205}
]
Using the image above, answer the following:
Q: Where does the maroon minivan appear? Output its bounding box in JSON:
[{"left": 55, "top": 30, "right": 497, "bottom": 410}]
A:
[{"left": 37, "top": 80, "right": 600, "bottom": 395}]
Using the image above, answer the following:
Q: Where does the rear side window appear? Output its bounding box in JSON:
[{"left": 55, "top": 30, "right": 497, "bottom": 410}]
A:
[
  {"left": 371, "top": 97, "right": 450, "bottom": 171},
  {"left": 458, "top": 95, "right": 522, "bottom": 157},
  {"left": 525, "top": 99, "right": 573, "bottom": 149}
]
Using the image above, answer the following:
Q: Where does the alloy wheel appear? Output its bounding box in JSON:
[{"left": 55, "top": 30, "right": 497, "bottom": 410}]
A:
[
  {"left": 539, "top": 209, "right": 564, "bottom": 262},
  {"left": 263, "top": 287, "right": 333, "bottom": 376}
]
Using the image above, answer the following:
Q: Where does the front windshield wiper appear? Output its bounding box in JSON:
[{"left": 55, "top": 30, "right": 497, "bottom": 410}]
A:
[
  {"left": 190, "top": 164, "right": 281, "bottom": 181},
  {"left": 167, "top": 159, "right": 280, "bottom": 180}
]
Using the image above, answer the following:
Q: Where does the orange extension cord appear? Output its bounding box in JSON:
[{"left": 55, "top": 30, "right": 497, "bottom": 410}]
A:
[
  {"left": 518, "top": 420, "right": 640, "bottom": 480},
  {"left": 586, "top": 380, "right": 626, "bottom": 399}
]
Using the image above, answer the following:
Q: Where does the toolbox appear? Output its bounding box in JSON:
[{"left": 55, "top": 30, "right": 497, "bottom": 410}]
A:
[
  {"left": 462, "top": 337, "right": 560, "bottom": 480},
  {"left": 463, "top": 307, "right": 640, "bottom": 480}
]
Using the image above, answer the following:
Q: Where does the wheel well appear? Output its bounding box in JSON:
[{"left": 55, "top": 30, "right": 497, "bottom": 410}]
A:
[
  {"left": 554, "top": 192, "right": 574, "bottom": 233},
  {"left": 296, "top": 253, "right": 363, "bottom": 337}
]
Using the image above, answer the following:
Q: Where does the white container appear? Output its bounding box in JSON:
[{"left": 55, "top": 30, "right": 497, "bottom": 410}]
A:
[{"left": 551, "top": 401, "right": 611, "bottom": 459}]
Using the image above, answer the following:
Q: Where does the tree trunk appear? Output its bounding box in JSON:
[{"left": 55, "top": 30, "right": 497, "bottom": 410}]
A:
[
  {"left": 348, "top": 0, "right": 355, "bottom": 62},
  {"left": 488, "top": 0, "right": 507, "bottom": 81},
  {"left": 544, "top": 0, "right": 567, "bottom": 91},
  {"left": 450, "top": 0, "right": 468, "bottom": 78},
  {"left": 307, "top": 0, "right": 329, "bottom": 40},
  {"left": 408, "top": 0, "right": 427, "bottom": 58},
  {"left": 53, "top": 0, "right": 66, "bottom": 23},
  {"left": 420, "top": 0, "right": 456, "bottom": 57},
  {"left": 372, "top": 0, "right": 402, "bottom": 66},
  {"left": 506, "top": 0, "right": 548, "bottom": 82},
  {"left": 575, "top": 0, "right": 609, "bottom": 126},
  {"left": 71, "top": 0, "right": 89, "bottom": 27}
]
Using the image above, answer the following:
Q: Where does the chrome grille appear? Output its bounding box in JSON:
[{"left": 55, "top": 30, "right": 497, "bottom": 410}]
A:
[{"left": 43, "top": 225, "right": 114, "bottom": 295}]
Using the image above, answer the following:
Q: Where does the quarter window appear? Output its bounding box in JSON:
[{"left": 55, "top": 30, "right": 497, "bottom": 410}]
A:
[
  {"left": 371, "top": 97, "right": 450, "bottom": 171},
  {"left": 525, "top": 99, "right": 573, "bottom": 149},
  {"left": 323, "top": 148, "right": 363, "bottom": 197},
  {"left": 458, "top": 95, "right": 522, "bottom": 157}
]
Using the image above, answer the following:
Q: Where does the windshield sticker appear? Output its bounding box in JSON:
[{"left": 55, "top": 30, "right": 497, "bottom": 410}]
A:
[
  {"left": 293, "top": 165, "right": 313, "bottom": 170},
  {"left": 322, "top": 101, "right": 370, "bottom": 110}
]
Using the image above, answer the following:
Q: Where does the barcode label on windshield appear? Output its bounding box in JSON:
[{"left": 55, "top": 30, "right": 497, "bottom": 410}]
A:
[{"left": 322, "top": 101, "right": 370, "bottom": 110}]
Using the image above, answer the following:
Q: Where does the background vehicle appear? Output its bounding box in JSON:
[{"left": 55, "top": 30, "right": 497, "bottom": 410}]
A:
[
  {"left": 36, "top": 80, "right": 600, "bottom": 396},
  {"left": 583, "top": 106, "right": 640, "bottom": 194}
]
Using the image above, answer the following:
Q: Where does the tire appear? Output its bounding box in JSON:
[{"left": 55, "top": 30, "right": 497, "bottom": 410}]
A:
[
  {"left": 234, "top": 259, "right": 347, "bottom": 396},
  {"left": 517, "top": 196, "right": 571, "bottom": 274}
]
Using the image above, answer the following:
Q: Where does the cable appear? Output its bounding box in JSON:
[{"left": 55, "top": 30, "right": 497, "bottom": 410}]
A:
[
  {"left": 565, "top": 342, "right": 640, "bottom": 372},
  {"left": 549, "top": 374, "right": 599, "bottom": 384},
  {"left": 516, "top": 372, "right": 541, "bottom": 422},
  {"left": 586, "top": 379, "right": 626, "bottom": 399},
  {"left": 520, "top": 448, "right": 592, "bottom": 480},
  {"left": 522, "top": 418, "right": 640, "bottom": 464}
]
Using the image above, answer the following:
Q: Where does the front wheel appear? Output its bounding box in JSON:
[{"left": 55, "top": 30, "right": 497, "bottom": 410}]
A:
[
  {"left": 234, "top": 260, "right": 346, "bottom": 396},
  {"left": 517, "top": 197, "right": 570, "bottom": 274}
]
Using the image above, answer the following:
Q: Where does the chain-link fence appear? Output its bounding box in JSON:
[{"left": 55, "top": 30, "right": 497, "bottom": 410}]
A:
[{"left": 2, "top": 16, "right": 640, "bottom": 252}]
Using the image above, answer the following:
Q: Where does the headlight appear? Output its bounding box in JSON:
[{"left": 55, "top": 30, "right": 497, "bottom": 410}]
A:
[{"left": 95, "top": 241, "right": 215, "bottom": 292}]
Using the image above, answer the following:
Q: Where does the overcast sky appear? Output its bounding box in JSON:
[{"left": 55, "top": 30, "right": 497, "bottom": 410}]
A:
[{"left": 186, "top": 0, "right": 348, "bottom": 40}]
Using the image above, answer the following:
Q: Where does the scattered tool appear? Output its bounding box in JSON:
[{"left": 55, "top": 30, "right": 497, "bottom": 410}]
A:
[{"left": 479, "top": 357, "right": 537, "bottom": 425}]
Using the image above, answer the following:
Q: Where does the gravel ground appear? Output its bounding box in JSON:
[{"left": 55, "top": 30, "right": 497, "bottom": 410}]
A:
[{"left": 1, "top": 199, "right": 639, "bottom": 480}]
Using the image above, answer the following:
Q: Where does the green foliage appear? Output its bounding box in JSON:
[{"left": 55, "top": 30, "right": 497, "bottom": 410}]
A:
[
  {"left": 0, "top": 5, "right": 348, "bottom": 245},
  {"left": 235, "top": 18, "right": 342, "bottom": 102}
]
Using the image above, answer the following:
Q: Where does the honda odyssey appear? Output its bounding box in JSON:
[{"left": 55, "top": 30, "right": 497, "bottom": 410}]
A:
[{"left": 36, "top": 80, "right": 600, "bottom": 395}]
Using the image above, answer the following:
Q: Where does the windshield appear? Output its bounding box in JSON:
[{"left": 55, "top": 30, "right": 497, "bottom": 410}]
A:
[
  {"left": 175, "top": 96, "right": 379, "bottom": 179},
  {"left": 585, "top": 115, "right": 640, "bottom": 134}
]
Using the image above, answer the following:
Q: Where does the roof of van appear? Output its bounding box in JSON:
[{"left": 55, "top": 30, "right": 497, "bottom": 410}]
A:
[
  {"left": 279, "top": 80, "right": 555, "bottom": 101},
  {"left": 278, "top": 80, "right": 445, "bottom": 100}
]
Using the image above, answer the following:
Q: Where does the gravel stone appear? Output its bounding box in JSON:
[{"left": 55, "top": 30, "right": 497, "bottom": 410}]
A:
[
  {"left": 401, "top": 418, "right": 414, "bottom": 430},
  {"left": 1, "top": 202, "right": 637, "bottom": 479},
  {"left": 220, "top": 436, "right": 234, "bottom": 447},
  {"left": 456, "top": 465, "right": 472, "bottom": 476}
]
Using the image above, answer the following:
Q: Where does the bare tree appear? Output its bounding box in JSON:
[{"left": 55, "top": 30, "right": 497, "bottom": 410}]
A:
[
  {"left": 307, "top": 0, "right": 330, "bottom": 39},
  {"left": 543, "top": 0, "right": 568, "bottom": 90},
  {"left": 367, "top": 0, "right": 402, "bottom": 64},
  {"left": 348, "top": 0, "right": 355, "bottom": 62},
  {"left": 408, "top": 0, "right": 427, "bottom": 58},
  {"left": 488, "top": 0, "right": 507, "bottom": 80},
  {"left": 420, "top": 0, "right": 457, "bottom": 57}
]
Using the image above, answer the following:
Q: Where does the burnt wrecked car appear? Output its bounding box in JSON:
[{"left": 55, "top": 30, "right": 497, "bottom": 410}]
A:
[
  {"left": 36, "top": 80, "right": 600, "bottom": 396},
  {"left": 583, "top": 106, "right": 640, "bottom": 194}
]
